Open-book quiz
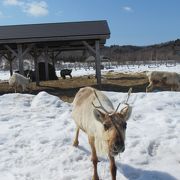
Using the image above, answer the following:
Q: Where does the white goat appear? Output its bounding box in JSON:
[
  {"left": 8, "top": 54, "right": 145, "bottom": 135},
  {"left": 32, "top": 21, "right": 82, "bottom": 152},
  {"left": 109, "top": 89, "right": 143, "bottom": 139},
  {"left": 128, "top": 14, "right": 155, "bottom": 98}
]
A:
[
  {"left": 9, "top": 73, "right": 31, "bottom": 93},
  {"left": 72, "top": 87, "right": 132, "bottom": 180},
  {"left": 146, "top": 71, "right": 180, "bottom": 92}
]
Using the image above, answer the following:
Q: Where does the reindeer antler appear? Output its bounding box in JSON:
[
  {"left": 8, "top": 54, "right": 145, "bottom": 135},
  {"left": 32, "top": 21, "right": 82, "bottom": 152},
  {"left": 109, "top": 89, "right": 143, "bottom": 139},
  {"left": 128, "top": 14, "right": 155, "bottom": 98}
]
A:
[
  {"left": 92, "top": 90, "right": 110, "bottom": 114},
  {"left": 124, "top": 87, "right": 132, "bottom": 104},
  {"left": 114, "top": 103, "right": 121, "bottom": 113},
  {"left": 92, "top": 88, "right": 132, "bottom": 114},
  {"left": 114, "top": 87, "right": 132, "bottom": 113}
]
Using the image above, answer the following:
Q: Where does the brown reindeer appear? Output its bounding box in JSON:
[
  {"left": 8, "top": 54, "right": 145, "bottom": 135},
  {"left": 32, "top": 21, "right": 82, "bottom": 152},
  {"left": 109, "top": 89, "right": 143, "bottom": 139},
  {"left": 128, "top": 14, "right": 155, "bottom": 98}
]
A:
[{"left": 72, "top": 87, "right": 132, "bottom": 180}]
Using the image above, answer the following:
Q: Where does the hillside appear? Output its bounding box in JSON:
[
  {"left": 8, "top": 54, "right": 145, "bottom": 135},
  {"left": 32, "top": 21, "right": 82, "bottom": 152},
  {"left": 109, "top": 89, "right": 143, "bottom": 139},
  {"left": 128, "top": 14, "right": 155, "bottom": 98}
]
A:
[
  {"left": 101, "top": 39, "right": 180, "bottom": 62},
  {"left": 58, "top": 39, "right": 180, "bottom": 63}
]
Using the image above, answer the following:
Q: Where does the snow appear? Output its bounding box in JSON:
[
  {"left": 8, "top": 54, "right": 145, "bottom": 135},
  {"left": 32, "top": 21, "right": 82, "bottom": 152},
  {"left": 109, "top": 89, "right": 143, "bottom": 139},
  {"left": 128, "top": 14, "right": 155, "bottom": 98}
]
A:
[
  {"left": 0, "top": 91, "right": 180, "bottom": 180},
  {"left": 0, "top": 63, "right": 180, "bottom": 179},
  {"left": 57, "top": 62, "right": 180, "bottom": 78},
  {"left": 0, "top": 70, "right": 10, "bottom": 81}
]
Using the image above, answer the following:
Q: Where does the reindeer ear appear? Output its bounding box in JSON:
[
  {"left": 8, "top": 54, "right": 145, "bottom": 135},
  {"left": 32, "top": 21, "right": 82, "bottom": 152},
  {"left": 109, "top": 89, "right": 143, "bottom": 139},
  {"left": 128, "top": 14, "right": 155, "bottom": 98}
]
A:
[
  {"left": 120, "top": 105, "right": 132, "bottom": 121},
  {"left": 93, "top": 109, "right": 106, "bottom": 124}
]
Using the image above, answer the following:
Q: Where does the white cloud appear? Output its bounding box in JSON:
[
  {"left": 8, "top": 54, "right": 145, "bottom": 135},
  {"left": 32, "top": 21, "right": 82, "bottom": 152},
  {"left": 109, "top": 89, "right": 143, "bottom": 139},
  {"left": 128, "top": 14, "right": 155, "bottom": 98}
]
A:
[
  {"left": 123, "top": 6, "right": 133, "bottom": 12},
  {"left": 3, "top": 0, "right": 49, "bottom": 17},
  {"left": 23, "top": 1, "right": 49, "bottom": 17},
  {"left": 3, "top": 0, "right": 22, "bottom": 6}
]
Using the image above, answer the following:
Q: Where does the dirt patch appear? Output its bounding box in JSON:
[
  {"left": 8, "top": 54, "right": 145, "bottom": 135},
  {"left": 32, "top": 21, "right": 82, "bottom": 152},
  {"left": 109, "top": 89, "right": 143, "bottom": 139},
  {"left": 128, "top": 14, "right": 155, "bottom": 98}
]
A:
[{"left": 0, "top": 72, "right": 149, "bottom": 103}]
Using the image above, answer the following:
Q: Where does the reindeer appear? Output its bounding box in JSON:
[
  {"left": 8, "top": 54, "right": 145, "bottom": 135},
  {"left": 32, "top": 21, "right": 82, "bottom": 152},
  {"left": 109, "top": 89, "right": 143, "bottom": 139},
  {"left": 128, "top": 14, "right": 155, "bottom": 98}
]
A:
[
  {"left": 72, "top": 87, "right": 132, "bottom": 180},
  {"left": 146, "top": 71, "right": 180, "bottom": 92},
  {"left": 9, "top": 73, "right": 31, "bottom": 93}
]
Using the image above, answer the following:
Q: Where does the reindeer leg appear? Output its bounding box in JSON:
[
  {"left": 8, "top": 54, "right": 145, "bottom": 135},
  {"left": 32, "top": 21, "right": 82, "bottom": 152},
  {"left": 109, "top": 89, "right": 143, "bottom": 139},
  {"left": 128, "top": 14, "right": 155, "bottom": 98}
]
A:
[
  {"left": 171, "top": 84, "right": 177, "bottom": 91},
  {"left": 73, "top": 127, "right": 80, "bottom": 147},
  {"left": 109, "top": 153, "right": 117, "bottom": 180},
  {"left": 146, "top": 82, "right": 153, "bottom": 92},
  {"left": 15, "top": 85, "right": 17, "bottom": 93},
  {"left": 88, "top": 136, "right": 99, "bottom": 180},
  {"left": 22, "top": 85, "right": 25, "bottom": 92}
]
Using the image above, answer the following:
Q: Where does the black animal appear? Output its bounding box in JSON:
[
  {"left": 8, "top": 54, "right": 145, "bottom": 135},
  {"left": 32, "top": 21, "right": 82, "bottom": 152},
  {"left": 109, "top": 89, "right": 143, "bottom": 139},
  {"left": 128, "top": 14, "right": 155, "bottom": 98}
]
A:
[
  {"left": 38, "top": 62, "right": 58, "bottom": 81},
  {"left": 60, "top": 69, "right": 72, "bottom": 79},
  {"left": 24, "top": 70, "right": 35, "bottom": 81}
]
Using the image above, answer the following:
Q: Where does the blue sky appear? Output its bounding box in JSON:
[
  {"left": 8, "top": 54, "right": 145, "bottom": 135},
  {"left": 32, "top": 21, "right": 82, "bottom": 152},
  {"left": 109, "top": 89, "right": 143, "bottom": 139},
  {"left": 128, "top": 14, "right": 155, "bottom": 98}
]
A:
[{"left": 0, "top": 0, "right": 180, "bottom": 46}]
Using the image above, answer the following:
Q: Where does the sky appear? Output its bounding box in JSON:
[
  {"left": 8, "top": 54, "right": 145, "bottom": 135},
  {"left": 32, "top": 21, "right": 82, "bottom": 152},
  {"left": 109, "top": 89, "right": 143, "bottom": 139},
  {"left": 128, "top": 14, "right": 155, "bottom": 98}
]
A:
[{"left": 0, "top": 0, "right": 180, "bottom": 46}]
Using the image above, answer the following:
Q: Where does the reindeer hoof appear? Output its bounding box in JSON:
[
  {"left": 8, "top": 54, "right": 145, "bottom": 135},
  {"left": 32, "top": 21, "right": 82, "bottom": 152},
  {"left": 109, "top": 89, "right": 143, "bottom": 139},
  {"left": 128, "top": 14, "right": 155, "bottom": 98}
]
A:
[
  {"left": 73, "top": 141, "right": 79, "bottom": 147},
  {"left": 92, "top": 176, "right": 99, "bottom": 180}
]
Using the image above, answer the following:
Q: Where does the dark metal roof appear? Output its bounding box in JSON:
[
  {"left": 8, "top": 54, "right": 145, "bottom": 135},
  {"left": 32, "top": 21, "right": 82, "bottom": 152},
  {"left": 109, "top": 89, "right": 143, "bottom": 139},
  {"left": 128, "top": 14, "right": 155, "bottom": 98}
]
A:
[{"left": 0, "top": 20, "right": 110, "bottom": 44}]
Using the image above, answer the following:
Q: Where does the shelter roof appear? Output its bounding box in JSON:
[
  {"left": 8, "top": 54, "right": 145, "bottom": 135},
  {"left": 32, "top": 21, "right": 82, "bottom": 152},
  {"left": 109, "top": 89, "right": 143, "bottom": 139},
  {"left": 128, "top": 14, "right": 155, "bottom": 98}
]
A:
[{"left": 0, "top": 20, "right": 110, "bottom": 45}]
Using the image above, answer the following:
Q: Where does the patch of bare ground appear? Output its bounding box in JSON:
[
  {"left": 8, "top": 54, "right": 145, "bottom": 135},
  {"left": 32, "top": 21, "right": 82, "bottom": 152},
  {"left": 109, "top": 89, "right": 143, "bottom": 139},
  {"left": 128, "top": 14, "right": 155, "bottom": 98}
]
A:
[{"left": 0, "top": 72, "right": 149, "bottom": 103}]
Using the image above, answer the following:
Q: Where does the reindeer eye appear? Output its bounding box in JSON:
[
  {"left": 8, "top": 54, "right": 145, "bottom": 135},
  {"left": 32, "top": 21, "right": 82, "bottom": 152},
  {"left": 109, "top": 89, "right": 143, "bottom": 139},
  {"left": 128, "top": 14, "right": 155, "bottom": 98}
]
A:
[
  {"left": 122, "top": 122, "right": 127, "bottom": 129},
  {"left": 103, "top": 123, "right": 109, "bottom": 131}
]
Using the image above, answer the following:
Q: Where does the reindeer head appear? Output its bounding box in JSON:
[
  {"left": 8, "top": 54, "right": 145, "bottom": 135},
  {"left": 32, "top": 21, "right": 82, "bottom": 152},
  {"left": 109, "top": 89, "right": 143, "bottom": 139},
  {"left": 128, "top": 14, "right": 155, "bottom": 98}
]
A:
[{"left": 93, "top": 89, "right": 132, "bottom": 156}]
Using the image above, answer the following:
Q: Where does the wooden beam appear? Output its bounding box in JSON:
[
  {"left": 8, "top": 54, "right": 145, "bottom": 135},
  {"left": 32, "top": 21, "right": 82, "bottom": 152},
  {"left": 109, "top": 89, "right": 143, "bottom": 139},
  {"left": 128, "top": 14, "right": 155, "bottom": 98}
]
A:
[
  {"left": 82, "top": 41, "right": 96, "bottom": 55},
  {"left": 36, "top": 46, "right": 87, "bottom": 52},
  {"left": 54, "top": 51, "right": 61, "bottom": 59},
  {"left": 4, "top": 45, "right": 18, "bottom": 57},
  {"left": 95, "top": 40, "right": 101, "bottom": 87},
  {"left": 0, "top": 34, "right": 108, "bottom": 44},
  {"left": 22, "top": 44, "right": 34, "bottom": 57},
  {"left": 2, "top": 54, "right": 8, "bottom": 60},
  {"left": 2, "top": 53, "right": 15, "bottom": 60}
]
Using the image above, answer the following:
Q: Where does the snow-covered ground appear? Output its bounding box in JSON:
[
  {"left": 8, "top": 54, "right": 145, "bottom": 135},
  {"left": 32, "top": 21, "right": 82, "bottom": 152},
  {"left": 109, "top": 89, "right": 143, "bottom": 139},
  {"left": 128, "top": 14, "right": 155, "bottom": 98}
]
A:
[
  {"left": 0, "top": 91, "right": 180, "bottom": 180},
  {"left": 1, "top": 62, "right": 180, "bottom": 81},
  {"left": 0, "top": 63, "right": 180, "bottom": 179}
]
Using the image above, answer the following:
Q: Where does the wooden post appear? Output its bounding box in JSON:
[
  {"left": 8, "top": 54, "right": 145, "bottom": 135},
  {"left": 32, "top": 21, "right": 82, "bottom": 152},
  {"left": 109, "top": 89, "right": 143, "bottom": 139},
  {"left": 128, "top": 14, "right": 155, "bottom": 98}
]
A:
[
  {"left": 9, "top": 60, "right": 13, "bottom": 76},
  {"left": 4, "top": 45, "right": 17, "bottom": 75},
  {"left": 8, "top": 53, "right": 15, "bottom": 76},
  {"left": 0, "top": 54, "right": 2, "bottom": 61},
  {"left": 4, "top": 44, "right": 33, "bottom": 76},
  {"left": 82, "top": 40, "right": 102, "bottom": 87},
  {"left": 50, "top": 51, "right": 61, "bottom": 69},
  {"left": 17, "top": 44, "right": 24, "bottom": 75},
  {"left": 44, "top": 46, "right": 49, "bottom": 80},
  {"left": 34, "top": 56, "right": 40, "bottom": 86},
  {"left": 30, "top": 48, "right": 40, "bottom": 86},
  {"left": 2, "top": 52, "right": 15, "bottom": 76},
  {"left": 51, "top": 52, "right": 55, "bottom": 68},
  {"left": 95, "top": 40, "right": 101, "bottom": 87}
]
